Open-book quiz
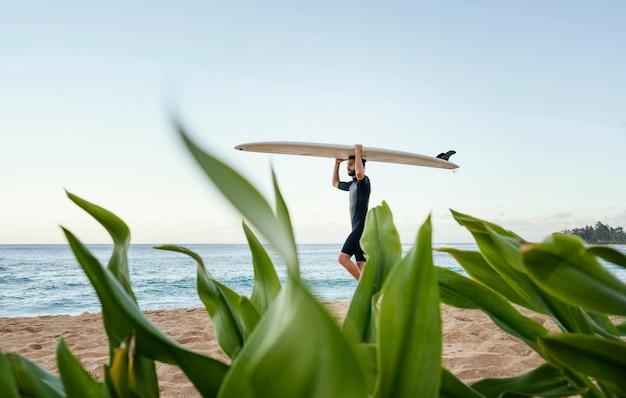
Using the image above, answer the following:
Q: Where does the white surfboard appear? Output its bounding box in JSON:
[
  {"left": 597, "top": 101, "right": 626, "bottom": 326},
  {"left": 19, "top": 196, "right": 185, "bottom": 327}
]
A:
[{"left": 235, "top": 141, "right": 459, "bottom": 170}]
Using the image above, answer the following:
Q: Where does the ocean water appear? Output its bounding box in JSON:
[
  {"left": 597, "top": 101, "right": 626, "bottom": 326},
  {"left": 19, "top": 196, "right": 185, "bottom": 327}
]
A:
[{"left": 1, "top": 243, "right": 624, "bottom": 318}]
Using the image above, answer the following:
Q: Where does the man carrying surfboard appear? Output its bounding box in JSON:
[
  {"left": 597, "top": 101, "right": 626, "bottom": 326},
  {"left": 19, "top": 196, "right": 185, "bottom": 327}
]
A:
[{"left": 332, "top": 144, "right": 371, "bottom": 280}]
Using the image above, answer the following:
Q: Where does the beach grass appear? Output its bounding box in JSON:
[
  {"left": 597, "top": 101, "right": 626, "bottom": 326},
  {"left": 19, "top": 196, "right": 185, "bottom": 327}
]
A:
[{"left": 1, "top": 121, "right": 626, "bottom": 397}]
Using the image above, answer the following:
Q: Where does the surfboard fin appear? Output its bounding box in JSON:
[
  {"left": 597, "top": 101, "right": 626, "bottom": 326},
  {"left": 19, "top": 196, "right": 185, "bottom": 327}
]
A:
[{"left": 436, "top": 150, "right": 456, "bottom": 161}]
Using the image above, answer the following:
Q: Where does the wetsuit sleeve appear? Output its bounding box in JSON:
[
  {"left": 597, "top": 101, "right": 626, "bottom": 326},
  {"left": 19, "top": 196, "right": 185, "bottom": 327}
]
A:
[{"left": 337, "top": 181, "right": 350, "bottom": 191}]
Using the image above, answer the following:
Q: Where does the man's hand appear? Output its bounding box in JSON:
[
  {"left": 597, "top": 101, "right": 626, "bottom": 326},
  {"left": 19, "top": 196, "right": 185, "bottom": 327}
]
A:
[{"left": 354, "top": 144, "right": 363, "bottom": 153}]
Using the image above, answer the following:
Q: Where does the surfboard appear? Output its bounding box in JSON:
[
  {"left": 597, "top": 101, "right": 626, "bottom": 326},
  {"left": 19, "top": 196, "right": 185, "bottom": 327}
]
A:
[{"left": 234, "top": 141, "right": 459, "bottom": 170}]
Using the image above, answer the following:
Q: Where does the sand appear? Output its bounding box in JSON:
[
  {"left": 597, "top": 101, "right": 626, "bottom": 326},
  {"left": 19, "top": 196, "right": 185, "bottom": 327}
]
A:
[{"left": 0, "top": 301, "right": 553, "bottom": 397}]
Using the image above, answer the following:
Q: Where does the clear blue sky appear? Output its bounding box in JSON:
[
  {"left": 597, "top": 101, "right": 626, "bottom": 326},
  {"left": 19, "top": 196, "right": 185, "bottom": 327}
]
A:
[{"left": 2, "top": 1, "right": 625, "bottom": 245}]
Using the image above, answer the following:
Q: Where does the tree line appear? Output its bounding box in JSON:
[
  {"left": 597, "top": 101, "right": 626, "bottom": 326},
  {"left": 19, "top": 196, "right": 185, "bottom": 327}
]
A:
[{"left": 560, "top": 221, "right": 626, "bottom": 244}]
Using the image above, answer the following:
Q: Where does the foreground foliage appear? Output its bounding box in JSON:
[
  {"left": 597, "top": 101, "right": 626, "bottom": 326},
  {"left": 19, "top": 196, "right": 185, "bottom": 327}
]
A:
[{"left": 2, "top": 123, "right": 626, "bottom": 397}]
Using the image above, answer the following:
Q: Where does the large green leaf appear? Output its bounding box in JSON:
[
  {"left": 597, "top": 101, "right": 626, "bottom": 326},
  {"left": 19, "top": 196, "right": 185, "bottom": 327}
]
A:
[
  {"left": 177, "top": 123, "right": 299, "bottom": 276},
  {"left": 343, "top": 201, "right": 402, "bottom": 344},
  {"left": 62, "top": 228, "right": 228, "bottom": 396},
  {"left": 218, "top": 277, "right": 367, "bottom": 397},
  {"left": 0, "top": 350, "right": 19, "bottom": 398},
  {"left": 437, "top": 248, "right": 539, "bottom": 311},
  {"left": 436, "top": 267, "right": 548, "bottom": 351},
  {"left": 522, "top": 235, "right": 626, "bottom": 315},
  {"left": 538, "top": 333, "right": 626, "bottom": 391},
  {"left": 375, "top": 216, "right": 441, "bottom": 398},
  {"left": 57, "top": 339, "right": 109, "bottom": 398},
  {"left": 6, "top": 353, "right": 65, "bottom": 397},
  {"left": 156, "top": 244, "right": 261, "bottom": 359},
  {"left": 471, "top": 363, "right": 583, "bottom": 398},
  {"left": 450, "top": 211, "right": 600, "bottom": 333},
  {"left": 66, "top": 192, "right": 160, "bottom": 391},
  {"left": 439, "top": 367, "right": 486, "bottom": 398},
  {"left": 242, "top": 221, "right": 281, "bottom": 315}
]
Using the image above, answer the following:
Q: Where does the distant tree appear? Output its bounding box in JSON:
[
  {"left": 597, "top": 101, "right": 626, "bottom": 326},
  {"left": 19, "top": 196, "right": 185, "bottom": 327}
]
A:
[{"left": 560, "top": 221, "right": 626, "bottom": 244}]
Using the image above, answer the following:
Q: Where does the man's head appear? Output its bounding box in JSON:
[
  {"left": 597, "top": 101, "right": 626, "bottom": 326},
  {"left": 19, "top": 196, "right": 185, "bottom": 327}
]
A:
[{"left": 347, "top": 155, "right": 366, "bottom": 177}]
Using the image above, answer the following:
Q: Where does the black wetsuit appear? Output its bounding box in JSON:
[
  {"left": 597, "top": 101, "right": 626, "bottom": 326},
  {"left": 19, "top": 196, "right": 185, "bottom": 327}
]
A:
[{"left": 338, "top": 175, "right": 371, "bottom": 261}]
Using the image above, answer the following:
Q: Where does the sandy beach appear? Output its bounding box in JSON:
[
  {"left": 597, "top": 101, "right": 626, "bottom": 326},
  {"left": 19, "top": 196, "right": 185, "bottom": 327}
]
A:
[{"left": 0, "top": 301, "right": 553, "bottom": 397}]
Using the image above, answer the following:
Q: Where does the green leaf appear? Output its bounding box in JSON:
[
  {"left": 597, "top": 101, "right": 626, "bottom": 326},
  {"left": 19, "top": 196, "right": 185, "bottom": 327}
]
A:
[
  {"left": 66, "top": 192, "right": 160, "bottom": 391},
  {"left": 617, "top": 319, "right": 626, "bottom": 336},
  {"left": 471, "top": 363, "right": 583, "bottom": 398},
  {"left": 66, "top": 191, "right": 135, "bottom": 302},
  {"left": 538, "top": 333, "right": 626, "bottom": 391},
  {"left": 57, "top": 339, "right": 109, "bottom": 398},
  {"left": 522, "top": 235, "right": 626, "bottom": 315},
  {"left": 0, "top": 350, "right": 20, "bottom": 398},
  {"left": 156, "top": 244, "right": 260, "bottom": 359},
  {"left": 436, "top": 248, "right": 540, "bottom": 311},
  {"left": 344, "top": 201, "right": 402, "bottom": 344},
  {"left": 218, "top": 278, "right": 367, "bottom": 397},
  {"left": 63, "top": 228, "right": 228, "bottom": 396},
  {"left": 6, "top": 353, "right": 65, "bottom": 397},
  {"left": 451, "top": 210, "right": 524, "bottom": 271},
  {"left": 177, "top": 123, "right": 299, "bottom": 276},
  {"left": 108, "top": 333, "right": 159, "bottom": 398},
  {"left": 375, "top": 215, "right": 441, "bottom": 398},
  {"left": 439, "top": 367, "right": 486, "bottom": 398},
  {"left": 353, "top": 343, "right": 378, "bottom": 396},
  {"left": 271, "top": 168, "right": 299, "bottom": 277},
  {"left": 587, "top": 244, "right": 626, "bottom": 269},
  {"left": 436, "top": 267, "right": 548, "bottom": 351},
  {"left": 450, "top": 210, "right": 552, "bottom": 315},
  {"left": 108, "top": 337, "right": 133, "bottom": 398},
  {"left": 242, "top": 221, "right": 282, "bottom": 315}
]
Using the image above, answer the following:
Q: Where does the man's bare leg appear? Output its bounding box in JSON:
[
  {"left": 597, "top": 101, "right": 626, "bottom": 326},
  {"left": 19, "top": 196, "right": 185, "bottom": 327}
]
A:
[
  {"left": 338, "top": 252, "right": 361, "bottom": 280},
  {"left": 356, "top": 261, "right": 365, "bottom": 273}
]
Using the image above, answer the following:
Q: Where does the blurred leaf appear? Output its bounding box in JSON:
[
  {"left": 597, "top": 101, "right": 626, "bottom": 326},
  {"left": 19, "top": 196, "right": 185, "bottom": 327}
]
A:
[
  {"left": 471, "top": 363, "right": 583, "bottom": 398},
  {"left": 440, "top": 367, "right": 486, "bottom": 398},
  {"left": 437, "top": 267, "right": 548, "bottom": 351},
  {"left": 57, "top": 339, "right": 109, "bottom": 398},
  {"left": 583, "top": 311, "right": 621, "bottom": 340},
  {"left": 450, "top": 211, "right": 604, "bottom": 333},
  {"left": 109, "top": 337, "right": 133, "bottom": 398},
  {"left": 177, "top": 123, "right": 299, "bottom": 276},
  {"left": 0, "top": 350, "right": 19, "bottom": 398},
  {"left": 156, "top": 244, "right": 260, "bottom": 359},
  {"left": 271, "top": 168, "right": 299, "bottom": 277},
  {"left": 63, "top": 229, "right": 228, "bottom": 396},
  {"left": 108, "top": 333, "right": 158, "bottom": 398},
  {"left": 587, "top": 244, "right": 626, "bottom": 268},
  {"left": 219, "top": 278, "right": 367, "bottom": 397},
  {"left": 375, "top": 216, "right": 441, "bottom": 398},
  {"left": 437, "top": 248, "right": 540, "bottom": 311},
  {"left": 522, "top": 235, "right": 626, "bottom": 315},
  {"left": 450, "top": 210, "right": 552, "bottom": 314},
  {"left": 617, "top": 319, "right": 626, "bottom": 336},
  {"left": 353, "top": 343, "right": 378, "bottom": 396},
  {"left": 6, "top": 353, "right": 65, "bottom": 397},
  {"left": 538, "top": 333, "right": 626, "bottom": 391},
  {"left": 344, "top": 201, "right": 402, "bottom": 343},
  {"left": 242, "top": 221, "right": 281, "bottom": 314},
  {"left": 451, "top": 210, "right": 524, "bottom": 271}
]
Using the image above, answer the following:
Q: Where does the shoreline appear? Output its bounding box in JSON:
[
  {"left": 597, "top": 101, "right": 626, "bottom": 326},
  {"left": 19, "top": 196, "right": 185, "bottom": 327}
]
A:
[{"left": 0, "top": 301, "right": 551, "bottom": 397}]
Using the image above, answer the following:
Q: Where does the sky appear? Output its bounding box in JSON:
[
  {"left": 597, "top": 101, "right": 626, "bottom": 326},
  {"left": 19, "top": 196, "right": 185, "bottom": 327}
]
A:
[{"left": 2, "top": 1, "right": 625, "bottom": 246}]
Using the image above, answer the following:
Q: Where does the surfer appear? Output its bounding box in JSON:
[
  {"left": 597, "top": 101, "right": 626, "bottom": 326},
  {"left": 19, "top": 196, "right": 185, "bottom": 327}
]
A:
[{"left": 332, "top": 144, "right": 371, "bottom": 280}]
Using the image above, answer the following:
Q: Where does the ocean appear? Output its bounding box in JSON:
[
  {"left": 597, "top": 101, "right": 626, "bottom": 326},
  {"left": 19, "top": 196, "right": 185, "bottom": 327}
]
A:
[{"left": 1, "top": 243, "right": 625, "bottom": 318}]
